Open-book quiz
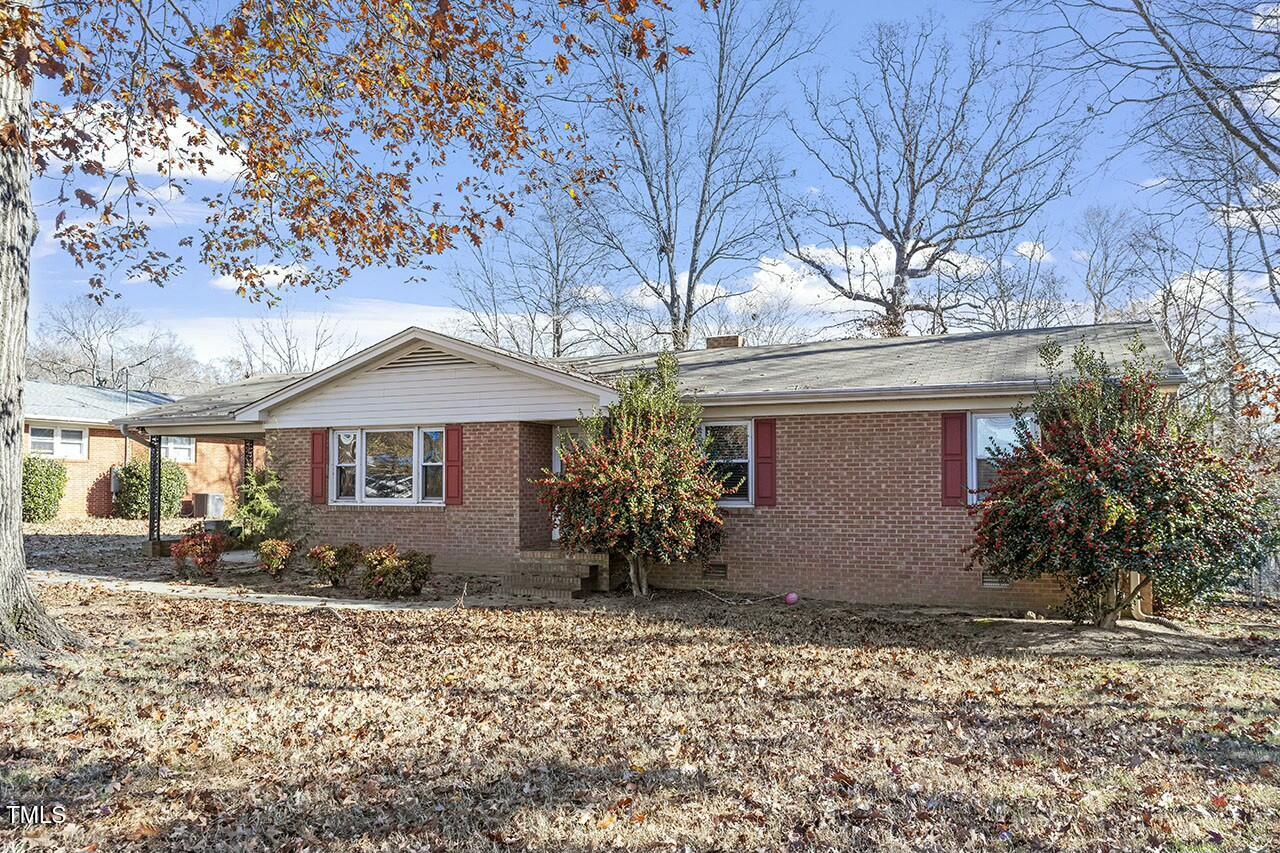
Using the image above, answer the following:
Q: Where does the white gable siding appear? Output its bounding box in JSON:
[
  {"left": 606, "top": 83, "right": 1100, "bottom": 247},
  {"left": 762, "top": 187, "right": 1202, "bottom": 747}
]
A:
[{"left": 264, "top": 359, "right": 599, "bottom": 428}]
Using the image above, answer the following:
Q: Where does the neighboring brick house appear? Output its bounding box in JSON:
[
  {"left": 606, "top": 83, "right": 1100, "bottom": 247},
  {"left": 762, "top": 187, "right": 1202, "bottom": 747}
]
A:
[
  {"left": 115, "top": 323, "right": 1184, "bottom": 611},
  {"left": 23, "top": 381, "right": 254, "bottom": 519}
]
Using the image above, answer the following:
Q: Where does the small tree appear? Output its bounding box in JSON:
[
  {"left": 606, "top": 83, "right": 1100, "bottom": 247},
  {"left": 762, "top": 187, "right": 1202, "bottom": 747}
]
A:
[
  {"left": 971, "top": 341, "right": 1272, "bottom": 627},
  {"left": 536, "top": 354, "right": 727, "bottom": 596}
]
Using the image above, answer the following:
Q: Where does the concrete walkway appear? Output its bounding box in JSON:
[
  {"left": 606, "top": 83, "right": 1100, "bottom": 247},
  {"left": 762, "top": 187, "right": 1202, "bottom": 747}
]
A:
[{"left": 27, "top": 569, "right": 532, "bottom": 612}]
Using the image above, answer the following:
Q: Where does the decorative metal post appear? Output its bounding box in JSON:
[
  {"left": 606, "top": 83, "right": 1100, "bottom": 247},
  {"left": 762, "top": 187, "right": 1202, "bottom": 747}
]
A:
[
  {"left": 243, "top": 439, "right": 255, "bottom": 485},
  {"left": 147, "top": 434, "right": 162, "bottom": 543}
]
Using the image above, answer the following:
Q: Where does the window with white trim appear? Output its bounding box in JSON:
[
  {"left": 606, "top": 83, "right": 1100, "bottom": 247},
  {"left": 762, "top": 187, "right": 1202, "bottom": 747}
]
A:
[
  {"left": 700, "top": 421, "right": 751, "bottom": 504},
  {"left": 330, "top": 427, "right": 446, "bottom": 505},
  {"left": 28, "top": 425, "right": 87, "bottom": 460},
  {"left": 160, "top": 435, "right": 195, "bottom": 464},
  {"left": 334, "top": 431, "right": 358, "bottom": 500},
  {"left": 969, "top": 414, "right": 1018, "bottom": 500},
  {"left": 420, "top": 429, "right": 444, "bottom": 502}
]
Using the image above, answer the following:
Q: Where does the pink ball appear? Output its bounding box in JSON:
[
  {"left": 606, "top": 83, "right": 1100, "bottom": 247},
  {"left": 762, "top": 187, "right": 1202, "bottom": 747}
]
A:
[{"left": 784, "top": 592, "right": 799, "bottom": 606}]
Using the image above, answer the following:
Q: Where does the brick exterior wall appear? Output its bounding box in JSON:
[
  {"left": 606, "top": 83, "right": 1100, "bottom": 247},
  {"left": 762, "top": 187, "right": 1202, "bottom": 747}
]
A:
[
  {"left": 22, "top": 424, "right": 256, "bottom": 519},
  {"left": 268, "top": 422, "right": 557, "bottom": 574},
  {"left": 645, "top": 411, "right": 1066, "bottom": 613},
  {"left": 267, "top": 413, "right": 1067, "bottom": 613}
]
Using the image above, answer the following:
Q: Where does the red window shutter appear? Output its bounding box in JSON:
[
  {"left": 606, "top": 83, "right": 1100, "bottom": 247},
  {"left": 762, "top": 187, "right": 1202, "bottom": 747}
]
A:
[
  {"left": 309, "top": 430, "right": 328, "bottom": 505},
  {"left": 753, "top": 418, "right": 777, "bottom": 506},
  {"left": 940, "top": 412, "right": 968, "bottom": 506},
  {"left": 445, "top": 424, "right": 463, "bottom": 505}
]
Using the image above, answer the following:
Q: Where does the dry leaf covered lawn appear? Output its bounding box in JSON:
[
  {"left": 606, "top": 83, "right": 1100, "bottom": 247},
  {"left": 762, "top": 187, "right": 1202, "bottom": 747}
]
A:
[{"left": 2, "top": 585, "right": 1278, "bottom": 853}]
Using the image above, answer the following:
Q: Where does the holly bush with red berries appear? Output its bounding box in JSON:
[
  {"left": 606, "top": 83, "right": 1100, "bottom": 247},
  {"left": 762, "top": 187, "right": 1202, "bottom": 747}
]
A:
[
  {"left": 536, "top": 353, "right": 726, "bottom": 596},
  {"left": 971, "top": 341, "right": 1272, "bottom": 627}
]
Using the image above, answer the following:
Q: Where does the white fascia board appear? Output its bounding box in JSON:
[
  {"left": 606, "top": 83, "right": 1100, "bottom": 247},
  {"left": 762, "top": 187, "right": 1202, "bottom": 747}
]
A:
[{"left": 234, "top": 327, "right": 616, "bottom": 422}]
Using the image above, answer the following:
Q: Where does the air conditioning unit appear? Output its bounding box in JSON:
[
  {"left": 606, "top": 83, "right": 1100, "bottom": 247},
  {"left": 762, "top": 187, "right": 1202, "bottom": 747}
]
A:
[{"left": 192, "top": 493, "right": 225, "bottom": 519}]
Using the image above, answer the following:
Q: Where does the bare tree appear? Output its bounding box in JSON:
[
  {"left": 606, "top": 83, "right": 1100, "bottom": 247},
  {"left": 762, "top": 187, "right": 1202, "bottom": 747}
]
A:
[
  {"left": 450, "top": 193, "right": 607, "bottom": 358},
  {"left": 26, "top": 298, "right": 216, "bottom": 393},
  {"left": 775, "top": 16, "right": 1079, "bottom": 337},
  {"left": 226, "top": 309, "right": 359, "bottom": 376},
  {"left": 1073, "top": 205, "right": 1147, "bottom": 322},
  {"left": 569, "top": 0, "right": 812, "bottom": 349},
  {"left": 939, "top": 233, "right": 1072, "bottom": 332},
  {"left": 1011, "top": 1, "right": 1280, "bottom": 178}
]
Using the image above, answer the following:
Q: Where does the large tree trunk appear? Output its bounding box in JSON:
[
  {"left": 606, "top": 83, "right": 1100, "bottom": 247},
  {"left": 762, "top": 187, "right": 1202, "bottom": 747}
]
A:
[{"left": 0, "top": 5, "right": 75, "bottom": 654}]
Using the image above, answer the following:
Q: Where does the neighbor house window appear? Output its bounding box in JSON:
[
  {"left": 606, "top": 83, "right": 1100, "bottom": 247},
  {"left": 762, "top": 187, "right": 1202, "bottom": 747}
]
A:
[
  {"left": 160, "top": 435, "right": 195, "bottom": 464},
  {"left": 330, "top": 427, "right": 446, "bottom": 505},
  {"left": 28, "top": 425, "right": 87, "bottom": 460},
  {"left": 28, "top": 427, "right": 56, "bottom": 456},
  {"left": 700, "top": 422, "right": 751, "bottom": 504}
]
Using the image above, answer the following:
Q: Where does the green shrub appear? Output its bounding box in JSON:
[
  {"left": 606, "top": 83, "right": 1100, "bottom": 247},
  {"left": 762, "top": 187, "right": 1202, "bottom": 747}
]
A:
[
  {"left": 307, "top": 542, "right": 363, "bottom": 587},
  {"left": 970, "top": 341, "right": 1271, "bottom": 627},
  {"left": 257, "top": 538, "right": 294, "bottom": 578},
  {"left": 115, "top": 457, "right": 187, "bottom": 519},
  {"left": 21, "top": 456, "right": 68, "bottom": 523},
  {"left": 535, "top": 352, "right": 726, "bottom": 596},
  {"left": 233, "top": 467, "right": 292, "bottom": 544},
  {"left": 359, "top": 544, "right": 431, "bottom": 599}
]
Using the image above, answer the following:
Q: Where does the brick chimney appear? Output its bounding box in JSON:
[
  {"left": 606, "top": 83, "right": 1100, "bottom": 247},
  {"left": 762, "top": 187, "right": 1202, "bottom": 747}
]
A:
[{"left": 705, "top": 334, "right": 744, "bottom": 350}]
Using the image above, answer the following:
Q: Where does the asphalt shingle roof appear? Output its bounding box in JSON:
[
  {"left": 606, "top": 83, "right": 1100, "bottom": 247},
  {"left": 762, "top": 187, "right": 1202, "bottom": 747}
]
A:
[
  {"left": 114, "top": 322, "right": 1184, "bottom": 427},
  {"left": 565, "top": 322, "right": 1184, "bottom": 398},
  {"left": 24, "top": 381, "right": 173, "bottom": 425},
  {"left": 115, "top": 373, "right": 307, "bottom": 427}
]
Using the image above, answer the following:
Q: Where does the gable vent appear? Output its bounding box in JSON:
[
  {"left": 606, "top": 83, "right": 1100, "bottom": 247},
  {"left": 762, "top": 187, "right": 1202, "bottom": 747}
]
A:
[{"left": 376, "top": 345, "right": 471, "bottom": 371}]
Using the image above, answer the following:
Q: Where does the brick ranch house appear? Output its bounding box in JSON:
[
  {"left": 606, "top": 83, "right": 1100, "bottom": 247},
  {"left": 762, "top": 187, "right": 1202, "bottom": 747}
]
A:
[
  {"left": 23, "top": 381, "right": 255, "bottom": 519},
  {"left": 114, "top": 321, "right": 1184, "bottom": 611}
]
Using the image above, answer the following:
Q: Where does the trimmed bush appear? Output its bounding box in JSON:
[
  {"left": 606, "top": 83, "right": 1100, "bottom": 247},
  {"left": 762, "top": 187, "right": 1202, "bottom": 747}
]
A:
[
  {"left": 257, "top": 538, "right": 294, "bottom": 578},
  {"left": 359, "top": 544, "right": 432, "bottom": 599},
  {"left": 22, "top": 456, "right": 68, "bottom": 523},
  {"left": 307, "top": 542, "right": 363, "bottom": 587},
  {"left": 115, "top": 457, "right": 187, "bottom": 520},
  {"left": 172, "top": 530, "right": 231, "bottom": 578}
]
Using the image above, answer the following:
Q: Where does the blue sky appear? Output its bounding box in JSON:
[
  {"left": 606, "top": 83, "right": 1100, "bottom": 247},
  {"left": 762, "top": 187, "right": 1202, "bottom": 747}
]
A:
[{"left": 28, "top": 0, "right": 1158, "bottom": 362}]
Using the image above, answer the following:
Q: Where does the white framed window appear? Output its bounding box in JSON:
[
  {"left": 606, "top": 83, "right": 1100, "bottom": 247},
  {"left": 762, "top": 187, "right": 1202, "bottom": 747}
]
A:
[
  {"left": 700, "top": 421, "right": 752, "bottom": 505},
  {"left": 968, "top": 413, "right": 1039, "bottom": 503},
  {"left": 28, "top": 425, "right": 87, "bottom": 460},
  {"left": 28, "top": 427, "right": 56, "bottom": 457},
  {"left": 160, "top": 435, "right": 196, "bottom": 464},
  {"left": 420, "top": 428, "right": 445, "bottom": 502},
  {"left": 330, "top": 427, "right": 447, "bottom": 506},
  {"left": 333, "top": 430, "right": 358, "bottom": 501}
]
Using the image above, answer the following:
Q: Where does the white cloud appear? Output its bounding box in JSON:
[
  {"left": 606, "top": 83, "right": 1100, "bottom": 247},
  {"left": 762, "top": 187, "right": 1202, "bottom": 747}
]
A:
[
  {"left": 47, "top": 103, "right": 243, "bottom": 184},
  {"left": 209, "top": 264, "right": 308, "bottom": 293},
  {"left": 1015, "top": 241, "right": 1054, "bottom": 263}
]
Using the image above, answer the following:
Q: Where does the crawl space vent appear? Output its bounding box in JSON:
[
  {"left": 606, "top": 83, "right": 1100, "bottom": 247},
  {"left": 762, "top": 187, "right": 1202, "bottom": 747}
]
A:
[
  {"left": 702, "top": 562, "right": 728, "bottom": 580},
  {"left": 377, "top": 345, "right": 470, "bottom": 370}
]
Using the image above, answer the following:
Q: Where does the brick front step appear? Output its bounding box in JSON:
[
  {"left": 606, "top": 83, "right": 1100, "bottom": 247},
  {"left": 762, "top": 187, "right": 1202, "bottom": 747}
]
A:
[
  {"left": 505, "top": 550, "right": 609, "bottom": 599},
  {"left": 517, "top": 550, "right": 608, "bottom": 565},
  {"left": 507, "top": 585, "right": 584, "bottom": 601}
]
